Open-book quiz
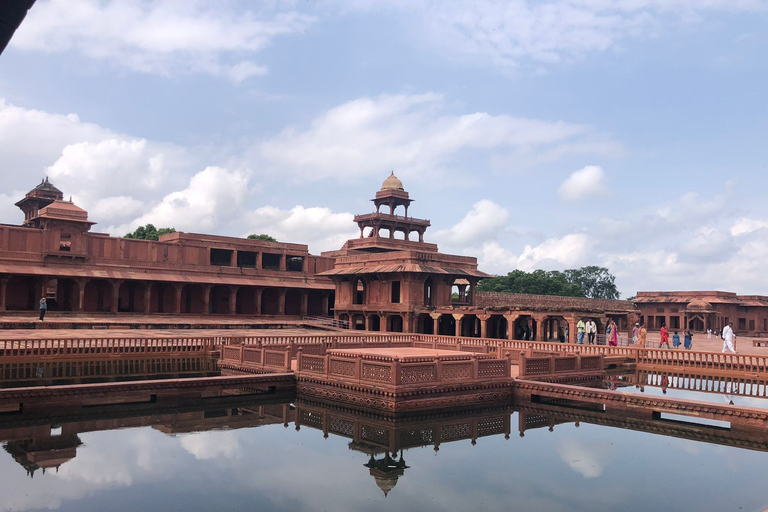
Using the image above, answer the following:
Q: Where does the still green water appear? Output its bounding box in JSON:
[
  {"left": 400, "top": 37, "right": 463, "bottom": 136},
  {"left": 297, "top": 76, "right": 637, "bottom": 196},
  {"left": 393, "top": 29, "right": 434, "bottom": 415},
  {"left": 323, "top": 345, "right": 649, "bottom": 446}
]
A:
[{"left": 1, "top": 394, "right": 766, "bottom": 512}]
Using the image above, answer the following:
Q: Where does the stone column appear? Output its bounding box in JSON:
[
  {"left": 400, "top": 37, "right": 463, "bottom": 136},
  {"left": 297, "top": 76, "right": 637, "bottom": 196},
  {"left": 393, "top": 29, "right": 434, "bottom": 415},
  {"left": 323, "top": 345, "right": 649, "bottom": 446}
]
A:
[
  {"left": 430, "top": 313, "right": 440, "bottom": 335},
  {"left": 229, "top": 286, "right": 238, "bottom": 315},
  {"left": 173, "top": 284, "right": 183, "bottom": 314},
  {"left": 321, "top": 293, "right": 329, "bottom": 316},
  {"left": 77, "top": 278, "right": 89, "bottom": 312},
  {"left": 256, "top": 252, "right": 263, "bottom": 270},
  {"left": 143, "top": 284, "right": 152, "bottom": 313},
  {"left": 0, "top": 278, "right": 7, "bottom": 312},
  {"left": 255, "top": 288, "right": 263, "bottom": 315},
  {"left": 279, "top": 255, "right": 286, "bottom": 272},
  {"left": 534, "top": 315, "right": 546, "bottom": 341},
  {"left": 452, "top": 313, "right": 463, "bottom": 337},
  {"left": 202, "top": 284, "right": 212, "bottom": 314},
  {"left": 505, "top": 314, "right": 519, "bottom": 340},
  {"left": 110, "top": 280, "right": 121, "bottom": 313},
  {"left": 479, "top": 314, "right": 490, "bottom": 339},
  {"left": 277, "top": 289, "right": 287, "bottom": 315},
  {"left": 300, "top": 290, "right": 309, "bottom": 316}
]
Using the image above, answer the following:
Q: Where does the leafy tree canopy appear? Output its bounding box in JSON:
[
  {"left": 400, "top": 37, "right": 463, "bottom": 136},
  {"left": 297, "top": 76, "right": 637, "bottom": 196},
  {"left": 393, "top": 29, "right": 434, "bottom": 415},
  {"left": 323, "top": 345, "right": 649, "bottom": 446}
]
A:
[
  {"left": 247, "top": 234, "right": 278, "bottom": 242},
  {"left": 124, "top": 224, "right": 176, "bottom": 241},
  {"left": 478, "top": 266, "right": 621, "bottom": 299},
  {"left": 478, "top": 269, "right": 585, "bottom": 297}
]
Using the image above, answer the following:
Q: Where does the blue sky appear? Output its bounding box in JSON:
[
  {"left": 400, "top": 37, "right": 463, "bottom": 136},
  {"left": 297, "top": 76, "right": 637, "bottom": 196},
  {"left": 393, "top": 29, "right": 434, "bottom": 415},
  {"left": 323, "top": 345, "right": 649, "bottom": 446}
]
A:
[{"left": 0, "top": 0, "right": 767, "bottom": 297}]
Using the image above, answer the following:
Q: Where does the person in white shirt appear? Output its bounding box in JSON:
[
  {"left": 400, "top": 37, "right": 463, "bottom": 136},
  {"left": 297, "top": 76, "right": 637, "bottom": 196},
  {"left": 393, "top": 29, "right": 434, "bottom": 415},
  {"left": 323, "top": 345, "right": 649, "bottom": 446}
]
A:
[
  {"left": 722, "top": 322, "right": 736, "bottom": 353},
  {"left": 585, "top": 319, "right": 597, "bottom": 344},
  {"left": 707, "top": 328, "right": 712, "bottom": 339}
]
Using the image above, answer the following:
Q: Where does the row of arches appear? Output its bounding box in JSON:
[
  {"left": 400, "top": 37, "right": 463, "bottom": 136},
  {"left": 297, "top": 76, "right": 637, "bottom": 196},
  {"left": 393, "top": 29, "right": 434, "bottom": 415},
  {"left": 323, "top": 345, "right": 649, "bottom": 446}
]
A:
[{"left": 1, "top": 275, "right": 332, "bottom": 316}]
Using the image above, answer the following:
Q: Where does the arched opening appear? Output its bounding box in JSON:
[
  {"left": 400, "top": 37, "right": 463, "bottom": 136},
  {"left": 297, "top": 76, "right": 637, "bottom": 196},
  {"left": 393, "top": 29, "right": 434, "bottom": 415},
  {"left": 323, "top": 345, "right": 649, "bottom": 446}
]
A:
[
  {"left": 55, "top": 278, "right": 79, "bottom": 312},
  {"left": 353, "top": 279, "right": 366, "bottom": 305},
  {"left": 487, "top": 315, "right": 508, "bottom": 339},
  {"left": 416, "top": 313, "right": 434, "bottom": 334},
  {"left": 514, "top": 315, "right": 536, "bottom": 340},
  {"left": 261, "top": 289, "right": 279, "bottom": 315},
  {"left": 209, "top": 286, "right": 231, "bottom": 314},
  {"left": 5, "top": 275, "right": 38, "bottom": 310},
  {"left": 181, "top": 284, "right": 205, "bottom": 314},
  {"left": 83, "top": 280, "right": 113, "bottom": 312},
  {"left": 148, "top": 282, "right": 176, "bottom": 313},
  {"left": 368, "top": 315, "right": 381, "bottom": 331},
  {"left": 451, "top": 279, "right": 469, "bottom": 305},
  {"left": 117, "top": 281, "right": 144, "bottom": 312},
  {"left": 393, "top": 229, "right": 406, "bottom": 240},
  {"left": 460, "top": 314, "right": 480, "bottom": 337},
  {"left": 307, "top": 290, "right": 326, "bottom": 316},
  {"left": 236, "top": 288, "right": 256, "bottom": 314},
  {"left": 353, "top": 314, "right": 366, "bottom": 330},
  {"left": 424, "top": 278, "right": 434, "bottom": 307},
  {"left": 688, "top": 316, "right": 704, "bottom": 332},
  {"left": 285, "top": 290, "right": 302, "bottom": 316},
  {"left": 438, "top": 314, "right": 456, "bottom": 336},
  {"left": 388, "top": 315, "right": 403, "bottom": 332}
]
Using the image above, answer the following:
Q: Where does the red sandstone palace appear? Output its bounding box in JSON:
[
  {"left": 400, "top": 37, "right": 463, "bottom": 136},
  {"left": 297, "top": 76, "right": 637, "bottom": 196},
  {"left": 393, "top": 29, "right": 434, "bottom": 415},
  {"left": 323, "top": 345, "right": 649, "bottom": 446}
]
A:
[{"left": 1, "top": 175, "right": 765, "bottom": 337}]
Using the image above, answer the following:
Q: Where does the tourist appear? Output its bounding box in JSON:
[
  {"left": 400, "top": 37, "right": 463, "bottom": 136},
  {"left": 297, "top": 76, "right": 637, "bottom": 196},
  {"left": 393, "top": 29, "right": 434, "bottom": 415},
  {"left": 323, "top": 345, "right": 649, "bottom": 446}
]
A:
[
  {"left": 684, "top": 330, "right": 693, "bottom": 350},
  {"left": 661, "top": 375, "right": 669, "bottom": 394},
  {"left": 672, "top": 331, "right": 681, "bottom": 348},
  {"left": 565, "top": 326, "right": 569, "bottom": 343},
  {"left": 722, "top": 322, "right": 736, "bottom": 353},
  {"left": 577, "top": 318, "right": 586, "bottom": 345},
  {"left": 632, "top": 323, "right": 640, "bottom": 344},
  {"left": 604, "top": 322, "right": 611, "bottom": 346},
  {"left": 609, "top": 321, "right": 618, "bottom": 346},
  {"left": 586, "top": 319, "right": 597, "bottom": 344},
  {"left": 39, "top": 297, "right": 47, "bottom": 321},
  {"left": 660, "top": 323, "right": 670, "bottom": 349},
  {"left": 638, "top": 323, "right": 647, "bottom": 348},
  {"left": 524, "top": 322, "right": 532, "bottom": 341},
  {"left": 707, "top": 328, "right": 712, "bottom": 339}
]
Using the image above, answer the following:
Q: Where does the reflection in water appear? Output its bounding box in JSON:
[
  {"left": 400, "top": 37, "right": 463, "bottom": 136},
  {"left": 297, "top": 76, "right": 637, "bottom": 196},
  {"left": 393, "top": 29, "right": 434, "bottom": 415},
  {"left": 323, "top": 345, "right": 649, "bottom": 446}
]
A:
[{"left": 1, "top": 392, "right": 768, "bottom": 512}]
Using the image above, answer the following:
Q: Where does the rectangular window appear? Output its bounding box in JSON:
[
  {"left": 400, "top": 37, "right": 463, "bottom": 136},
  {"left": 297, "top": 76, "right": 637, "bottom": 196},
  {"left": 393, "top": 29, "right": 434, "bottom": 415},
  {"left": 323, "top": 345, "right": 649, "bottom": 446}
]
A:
[
  {"left": 236, "top": 251, "right": 257, "bottom": 268},
  {"left": 670, "top": 308, "right": 679, "bottom": 313},
  {"left": 656, "top": 307, "right": 664, "bottom": 313},
  {"left": 210, "top": 248, "right": 233, "bottom": 266},
  {"left": 670, "top": 316, "right": 680, "bottom": 329},
  {"left": 749, "top": 319, "right": 755, "bottom": 331},
  {"left": 764, "top": 319, "right": 767, "bottom": 331},
  {"left": 262, "top": 253, "right": 281, "bottom": 270},
  {"left": 59, "top": 232, "right": 71, "bottom": 252},
  {"left": 391, "top": 281, "right": 401, "bottom": 303},
  {"left": 287, "top": 256, "right": 304, "bottom": 272},
  {"left": 738, "top": 318, "right": 747, "bottom": 330}
]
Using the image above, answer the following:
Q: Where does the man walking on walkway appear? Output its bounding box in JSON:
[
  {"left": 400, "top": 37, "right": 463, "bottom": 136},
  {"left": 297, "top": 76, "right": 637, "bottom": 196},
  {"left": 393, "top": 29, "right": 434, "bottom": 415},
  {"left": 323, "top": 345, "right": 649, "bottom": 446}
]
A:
[
  {"left": 586, "top": 319, "right": 597, "bottom": 344},
  {"left": 39, "top": 297, "right": 47, "bottom": 321},
  {"left": 577, "top": 318, "right": 585, "bottom": 345},
  {"left": 722, "top": 322, "right": 737, "bottom": 353}
]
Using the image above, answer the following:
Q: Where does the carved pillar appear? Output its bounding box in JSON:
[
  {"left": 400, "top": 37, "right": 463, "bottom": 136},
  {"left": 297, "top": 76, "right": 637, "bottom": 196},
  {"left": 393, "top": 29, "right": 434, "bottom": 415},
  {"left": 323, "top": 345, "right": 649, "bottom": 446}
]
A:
[
  {"left": 479, "top": 314, "right": 490, "bottom": 339},
  {"left": 279, "top": 255, "right": 286, "bottom": 272},
  {"left": 143, "top": 283, "right": 152, "bottom": 313},
  {"left": 229, "top": 286, "right": 238, "bottom": 315},
  {"left": 256, "top": 252, "right": 263, "bottom": 270},
  {"left": 430, "top": 313, "right": 440, "bottom": 335},
  {"left": 255, "top": 288, "right": 263, "bottom": 315},
  {"left": 505, "top": 314, "right": 519, "bottom": 340},
  {"left": 77, "top": 278, "right": 89, "bottom": 312},
  {"left": 300, "top": 290, "right": 308, "bottom": 316},
  {"left": 110, "top": 280, "right": 121, "bottom": 313},
  {"left": 534, "top": 315, "right": 546, "bottom": 341},
  {"left": 202, "top": 284, "right": 212, "bottom": 314},
  {"left": 321, "top": 293, "right": 329, "bottom": 316},
  {"left": 173, "top": 284, "right": 183, "bottom": 314},
  {"left": 452, "top": 313, "right": 463, "bottom": 337},
  {"left": 0, "top": 277, "right": 7, "bottom": 312},
  {"left": 278, "top": 289, "right": 287, "bottom": 315}
]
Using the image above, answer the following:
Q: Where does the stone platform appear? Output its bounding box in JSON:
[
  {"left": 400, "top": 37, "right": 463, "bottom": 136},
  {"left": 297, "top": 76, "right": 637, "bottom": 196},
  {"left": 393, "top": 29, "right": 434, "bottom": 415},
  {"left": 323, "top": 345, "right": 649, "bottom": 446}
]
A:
[{"left": 295, "top": 347, "right": 514, "bottom": 413}]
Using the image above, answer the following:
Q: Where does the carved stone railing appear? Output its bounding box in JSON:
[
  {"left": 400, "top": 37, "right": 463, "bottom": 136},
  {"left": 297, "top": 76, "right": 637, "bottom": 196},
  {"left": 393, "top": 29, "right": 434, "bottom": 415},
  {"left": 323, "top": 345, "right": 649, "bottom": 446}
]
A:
[
  {"left": 514, "top": 350, "right": 604, "bottom": 378},
  {"left": 218, "top": 345, "right": 292, "bottom": 372},
  {"left": 0, "top": 337, "right": 220, "bottom": 361},
  {"left": 637, "top": 349, "right": 768, "bottom": 374}
]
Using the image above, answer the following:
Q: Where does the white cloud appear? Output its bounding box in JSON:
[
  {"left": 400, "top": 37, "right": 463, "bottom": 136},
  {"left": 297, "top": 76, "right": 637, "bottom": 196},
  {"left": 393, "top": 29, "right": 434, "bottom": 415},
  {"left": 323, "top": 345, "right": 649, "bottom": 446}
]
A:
[
  {"left": 557, "top": 165, "right": 609, "bottom": 202},
  {"left": 557, "top": 439, "right": 613, "bottom": 479},
  {"left": 346, "top": 1, "right": 768, "bottom": 72},
  {"left": 179, "top": 431, "right": 243, "bottom": 461},
  {"left": 11, "top": 0, "right": 315, "bottom": 82},
  {"left": 257, "top": 93, "right": 613, "bottom": 182},
  {"left": 517, "top": 234, "right": 594, "bottom": 270},
  {"left": 111, "top": 166, "right": 249, "bottom": 234},
  {"left": 246, "top": 205, "right": 357, "bottom": 253},
  {"left": 730, "top": 218, "right": 768, "bottom": 236},
  {"left": 433, "top": 200, "right": 510, "bottom": 246}
]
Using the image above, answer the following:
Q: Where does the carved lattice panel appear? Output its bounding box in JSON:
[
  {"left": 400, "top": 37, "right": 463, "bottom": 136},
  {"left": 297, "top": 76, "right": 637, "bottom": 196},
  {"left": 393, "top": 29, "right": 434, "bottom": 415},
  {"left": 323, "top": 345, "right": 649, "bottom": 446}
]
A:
[
  {"left": 440, "top": 423, "right": 471, "bottom": 441},
  {"left": 265, "top": 352, "right": 286, "bottom": 367},
  {"left": 523, "top": 414, "right": 550, "bottom": 430},
  {"left": 554, "top": 357, "right": 577, "bottom": 372},
  {"left": 300, "top": 356, "right": 325, "bottom": 373},
  {"left": 400, "top": 364, "right": 436, "bottom": 384},
  {"left": 362, "top": 363, "right": 391, "bottom": 382},
  {"left": 478, "top": 360, "right": 507, "bottom": 378},
  {"left": 524, "top": 358, "right": 551, "bottom": 375},
  {"left": 329, "top": 359, "right": 355, "bottom": 377},
  {"left": 299, "top": 410, "right": 324, "bottom": 429},
  {"left": 477, "top": 417, "right": 506, "bottom": 436},
  {"left": 443, "top": 363, "right": 472, "bottom": 380},
  {"left": 262, "top": 405, "right": 284, "bottom": 418},
  {"left": 329, "top": 417, "right": 355, "bottom": 438},
  {"left": 361, "top": 425, "right": 391, "bottom": 446},
  {"left": 243, "top": 350, "right": 262, "bottom": 364},
  {"left": 399, "top": 428, "right": 435, "bottom": 447}
]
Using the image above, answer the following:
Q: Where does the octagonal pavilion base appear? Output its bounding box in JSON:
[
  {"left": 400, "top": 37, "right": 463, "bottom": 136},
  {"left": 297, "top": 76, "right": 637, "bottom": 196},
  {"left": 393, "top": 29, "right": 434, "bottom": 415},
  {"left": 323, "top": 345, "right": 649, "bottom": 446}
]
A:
[{"left": 295, "top": 347, "right": 514, "bottom": 413}]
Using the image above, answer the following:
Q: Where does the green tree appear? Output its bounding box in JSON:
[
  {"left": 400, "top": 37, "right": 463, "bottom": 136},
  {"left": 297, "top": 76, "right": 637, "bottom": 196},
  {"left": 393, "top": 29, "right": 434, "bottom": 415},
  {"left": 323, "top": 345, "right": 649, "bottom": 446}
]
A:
[
  {"left": 563, "top": 266, "right": 620, "bottom": 300},
  {"left": 124, "top": 224, "right": 176, "bottom": 240},
  {"left": 247, "top": 234, "right": 278, "bottom": 242},
  {"left": 478, "top": 269, "right": 585, "bottom": 297}
]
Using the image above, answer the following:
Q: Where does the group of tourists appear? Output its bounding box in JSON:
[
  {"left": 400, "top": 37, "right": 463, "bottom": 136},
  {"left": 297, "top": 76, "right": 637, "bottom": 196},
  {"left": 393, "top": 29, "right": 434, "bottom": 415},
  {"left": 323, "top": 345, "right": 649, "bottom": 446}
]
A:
[
  {"left": 657, "top": 324, "right": 694, "bottom": 349},
  {"left": 576, "top": 318, "right": 620, "bottom": 346}
]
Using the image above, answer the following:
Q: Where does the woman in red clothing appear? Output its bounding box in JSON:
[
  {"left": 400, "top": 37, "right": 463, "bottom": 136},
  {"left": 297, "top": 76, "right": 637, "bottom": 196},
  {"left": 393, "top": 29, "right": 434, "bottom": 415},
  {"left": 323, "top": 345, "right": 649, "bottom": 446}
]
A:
[{"left": 659, "top": 324, "right": 670, "bottom": 349}]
